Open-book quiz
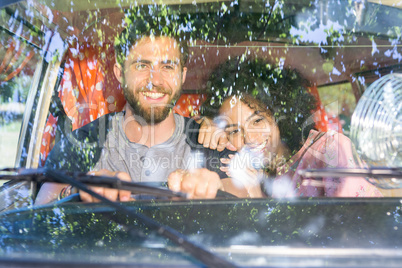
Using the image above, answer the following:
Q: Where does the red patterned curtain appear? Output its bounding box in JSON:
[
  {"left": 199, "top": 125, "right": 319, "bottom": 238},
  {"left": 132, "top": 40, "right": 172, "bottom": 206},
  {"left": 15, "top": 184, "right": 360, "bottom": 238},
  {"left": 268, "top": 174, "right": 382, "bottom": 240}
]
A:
[{"left": 59, "top": 43, "right": 126, "bottom": 130}]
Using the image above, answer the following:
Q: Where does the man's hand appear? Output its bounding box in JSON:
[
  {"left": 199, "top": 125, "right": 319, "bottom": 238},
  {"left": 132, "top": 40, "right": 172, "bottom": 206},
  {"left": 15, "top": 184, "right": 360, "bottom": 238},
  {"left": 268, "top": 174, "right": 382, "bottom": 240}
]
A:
[
  {"left": 198, "top": 117, "right": 237, "bottom": 152},
  {"left": 168, "top": 168, "right": 224, "bottom": 199},
  {"left": 80, "top": 169, "right": 133, "bottom": 202}
]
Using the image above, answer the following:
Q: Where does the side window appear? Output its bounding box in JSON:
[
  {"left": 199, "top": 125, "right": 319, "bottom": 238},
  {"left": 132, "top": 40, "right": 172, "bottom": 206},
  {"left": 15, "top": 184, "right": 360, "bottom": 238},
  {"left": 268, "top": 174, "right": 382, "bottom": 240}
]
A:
[{"left": 0, "top": 31, "right": 41, "bottom": 170}]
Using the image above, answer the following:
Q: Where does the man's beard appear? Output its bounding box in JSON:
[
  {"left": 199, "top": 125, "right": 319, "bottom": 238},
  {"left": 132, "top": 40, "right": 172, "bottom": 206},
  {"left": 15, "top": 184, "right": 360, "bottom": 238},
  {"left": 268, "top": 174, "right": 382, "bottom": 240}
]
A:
[{"left": 122, "top": 81, "right": 182, "bottom": 124}]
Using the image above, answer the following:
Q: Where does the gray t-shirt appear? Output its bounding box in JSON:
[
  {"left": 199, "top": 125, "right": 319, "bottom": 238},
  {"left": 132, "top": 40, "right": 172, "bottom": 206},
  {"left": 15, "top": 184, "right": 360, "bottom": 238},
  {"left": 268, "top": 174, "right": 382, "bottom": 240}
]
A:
[
  {"left": 94, "top": 113, "right": 205, "bottom": 182},
  {"left": 45, "top": 112, "right": 229, "bottom": 181}
]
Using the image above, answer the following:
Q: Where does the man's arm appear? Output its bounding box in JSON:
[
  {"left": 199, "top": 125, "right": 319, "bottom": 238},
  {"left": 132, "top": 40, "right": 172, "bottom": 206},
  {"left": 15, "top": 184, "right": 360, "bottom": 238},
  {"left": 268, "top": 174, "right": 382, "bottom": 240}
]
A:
[{"left": 35, "top": 114, "right": 113, "bottom": 204}]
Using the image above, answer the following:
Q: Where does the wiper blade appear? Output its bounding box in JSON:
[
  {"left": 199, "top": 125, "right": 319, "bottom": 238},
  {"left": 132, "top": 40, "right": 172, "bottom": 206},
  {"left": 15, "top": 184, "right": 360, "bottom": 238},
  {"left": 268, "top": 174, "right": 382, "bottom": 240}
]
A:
[
  {"left": 299, "top": 167, "right": 402, "bottom": 179},
  {"left": 0, "top": 168, "right": 186, "bottom": 198},
  {"left": 43, "top": 168, "right": 237, "bottom": 268},
  {"left": 299, "top": 167, "right": 402, "bottom": 189}
]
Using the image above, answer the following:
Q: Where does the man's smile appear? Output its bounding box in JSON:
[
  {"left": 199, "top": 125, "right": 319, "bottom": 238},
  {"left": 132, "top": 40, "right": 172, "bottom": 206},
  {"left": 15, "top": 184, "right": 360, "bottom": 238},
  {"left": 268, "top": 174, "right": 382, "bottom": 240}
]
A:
[
  {"left": 141, "top": 91, "right": 167, "bottom": 100},
  {"left": 139, "top": 89, "right": 173, "bottom": 103}
]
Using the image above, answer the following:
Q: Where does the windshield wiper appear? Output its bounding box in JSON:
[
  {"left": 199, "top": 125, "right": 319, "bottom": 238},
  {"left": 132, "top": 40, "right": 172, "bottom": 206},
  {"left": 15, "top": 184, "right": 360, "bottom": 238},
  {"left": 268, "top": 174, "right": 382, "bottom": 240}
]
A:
[
  {"left": 1, "top": 168, "right": 237, "bottom": 268},
  {"left": 299, "top": 167, "right": 402, "bottom": 179},
  {"left": 0, "top": 168, "right": 186, "bottom": 198},
  {"left": 299, "top": 167, "right": 402, "bottom": 189}
]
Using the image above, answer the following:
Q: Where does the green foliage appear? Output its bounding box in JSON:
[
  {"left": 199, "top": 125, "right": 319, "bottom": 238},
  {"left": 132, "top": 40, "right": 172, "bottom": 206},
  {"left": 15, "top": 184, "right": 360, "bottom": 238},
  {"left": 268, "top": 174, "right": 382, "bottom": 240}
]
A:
[
  {"left": 0, "top": 82, "right": 16, "bottom": 103},
  {"left": 115, "top": 0, "right": 302, "bottom": 46}
]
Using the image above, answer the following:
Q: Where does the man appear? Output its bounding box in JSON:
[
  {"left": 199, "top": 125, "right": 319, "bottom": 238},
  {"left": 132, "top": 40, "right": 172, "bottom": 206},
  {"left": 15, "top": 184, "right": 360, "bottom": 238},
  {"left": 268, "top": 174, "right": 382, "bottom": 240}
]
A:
[{"left": 35, "top": 21, "right": 250, "bottom": 204}]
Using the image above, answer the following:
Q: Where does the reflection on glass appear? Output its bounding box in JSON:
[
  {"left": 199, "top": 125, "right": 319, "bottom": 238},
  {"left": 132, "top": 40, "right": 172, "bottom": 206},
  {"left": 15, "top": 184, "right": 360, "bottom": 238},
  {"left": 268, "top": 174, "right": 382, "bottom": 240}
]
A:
[{"left": 0, "top": 0, "right": 402, "bottom": 265}]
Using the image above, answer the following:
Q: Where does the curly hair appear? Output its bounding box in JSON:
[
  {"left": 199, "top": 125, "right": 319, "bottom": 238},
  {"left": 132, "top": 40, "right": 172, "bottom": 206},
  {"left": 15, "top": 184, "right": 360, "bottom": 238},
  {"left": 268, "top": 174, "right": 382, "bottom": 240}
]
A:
[{"left": 201, "top": 57, "right": 317, "bottom": 154}]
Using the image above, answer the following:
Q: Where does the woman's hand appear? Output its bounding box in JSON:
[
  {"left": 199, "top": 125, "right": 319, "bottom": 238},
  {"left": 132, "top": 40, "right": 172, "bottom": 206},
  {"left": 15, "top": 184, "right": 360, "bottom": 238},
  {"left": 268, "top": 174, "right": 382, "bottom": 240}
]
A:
[
  {"left": 198, "top": 117, "right": 237, "bottom": 152},
  {"left": 219, "top": 154, "right": 234, "bottom": 177},
  {"left": 220, "top": 154, "right": 264, "bottom": 198},
  {"left": 220, "top": 154, "right": 260, "bottom": 182}
]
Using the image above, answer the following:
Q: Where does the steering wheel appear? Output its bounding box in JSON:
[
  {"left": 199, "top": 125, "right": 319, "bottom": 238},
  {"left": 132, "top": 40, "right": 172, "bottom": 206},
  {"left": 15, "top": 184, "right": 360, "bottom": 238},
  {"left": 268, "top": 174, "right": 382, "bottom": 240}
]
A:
[{"left": 54, "top": 184, "right": 237, "bottom": 204}]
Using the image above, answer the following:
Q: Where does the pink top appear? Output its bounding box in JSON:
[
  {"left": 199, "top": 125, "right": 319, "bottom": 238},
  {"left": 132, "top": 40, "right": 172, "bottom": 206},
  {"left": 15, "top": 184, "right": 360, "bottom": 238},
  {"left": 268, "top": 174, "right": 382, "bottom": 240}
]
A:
[{"left": 274, "top": 130, "right": 383, "bottom": 197}]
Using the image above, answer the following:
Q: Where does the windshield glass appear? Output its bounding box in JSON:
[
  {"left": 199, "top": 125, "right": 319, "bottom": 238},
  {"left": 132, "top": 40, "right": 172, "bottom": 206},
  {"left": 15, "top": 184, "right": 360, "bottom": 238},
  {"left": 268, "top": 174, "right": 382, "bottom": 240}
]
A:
[{"left": 1, "top": 0, "right": 402, "bottom": 266}]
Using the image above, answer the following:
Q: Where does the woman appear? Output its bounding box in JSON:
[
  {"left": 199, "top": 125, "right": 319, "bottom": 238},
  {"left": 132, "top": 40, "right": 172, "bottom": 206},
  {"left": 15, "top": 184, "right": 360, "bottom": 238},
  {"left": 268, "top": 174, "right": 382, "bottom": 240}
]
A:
[{"left": 200, "top": 58, "right": 382, "bottom": 198}]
